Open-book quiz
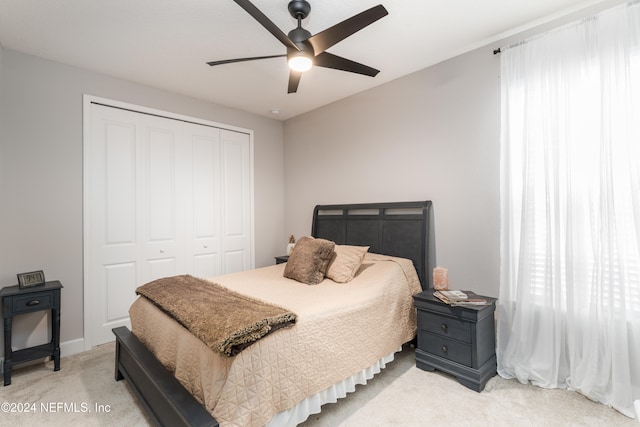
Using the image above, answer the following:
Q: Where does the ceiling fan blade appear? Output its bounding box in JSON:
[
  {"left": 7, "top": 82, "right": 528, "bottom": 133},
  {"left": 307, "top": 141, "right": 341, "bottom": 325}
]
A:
[
  {"left": 307, "top": 5, "right": 388, "bottom": 55},
  {"left": 314, "top": 52, "right": 380, "bottom": 77},
  {"left": 288, "top": 71, "right": 302, "bottom": 94},
  {"left": 233, "top": 0, "right": 299, "bottom": 51},
  {"left": 207, "top": 54, "right": 285, "bottom": 66}
]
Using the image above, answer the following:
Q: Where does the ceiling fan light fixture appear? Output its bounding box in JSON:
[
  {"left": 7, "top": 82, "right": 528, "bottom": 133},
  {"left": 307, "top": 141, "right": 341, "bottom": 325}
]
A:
[{"left": 288, "top": 51, "right": 313, "bottom": 72}]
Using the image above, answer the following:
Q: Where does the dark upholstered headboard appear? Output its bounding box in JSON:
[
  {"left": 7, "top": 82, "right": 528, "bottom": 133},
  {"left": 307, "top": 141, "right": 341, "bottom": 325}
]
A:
[{"left": 311, "top": 201, "right": 435, "bottom": 290}]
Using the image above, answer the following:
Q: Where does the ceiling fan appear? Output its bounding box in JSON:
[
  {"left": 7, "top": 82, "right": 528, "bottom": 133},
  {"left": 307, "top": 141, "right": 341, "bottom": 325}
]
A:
[{"left": 207, "top": 0, "right": 388, "bottom": 94}]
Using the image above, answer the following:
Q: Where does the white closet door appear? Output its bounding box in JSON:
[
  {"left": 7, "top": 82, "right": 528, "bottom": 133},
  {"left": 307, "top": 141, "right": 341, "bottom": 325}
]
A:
[
  {"left": 220, "top": 130, "right": 252, "bottom": 273},
  {"left": 185, "top": 124, "right": 222, "bottom": 278},
  {"left": 85, "top": 101, "right": 252, "bottom": 347},
  {"left": 87, "top": 105, "right": 144, "bottom": 345},
  {"left": 142, "top": 117, "right": 185, "bottom": 281}
]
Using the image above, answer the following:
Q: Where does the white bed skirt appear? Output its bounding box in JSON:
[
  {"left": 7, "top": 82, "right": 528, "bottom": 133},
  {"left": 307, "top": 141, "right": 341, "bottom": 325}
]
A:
[{"left": 266, "top": 347, "right": 400, "bottom": 427}]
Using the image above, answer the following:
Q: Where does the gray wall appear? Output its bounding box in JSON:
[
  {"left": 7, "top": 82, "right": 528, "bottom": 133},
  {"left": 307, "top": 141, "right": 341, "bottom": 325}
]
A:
[
  {"left": 0, "top": 48, "right": 284, "bottom": 353},
  {"left": 283, "top": 47, "right": 501, "bottom": 298}
]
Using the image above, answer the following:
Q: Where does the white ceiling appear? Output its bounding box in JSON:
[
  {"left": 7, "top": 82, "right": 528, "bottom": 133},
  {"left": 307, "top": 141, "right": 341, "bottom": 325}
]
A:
[{"left": 0, "top": 0, "right": 611, "bottom": 120}]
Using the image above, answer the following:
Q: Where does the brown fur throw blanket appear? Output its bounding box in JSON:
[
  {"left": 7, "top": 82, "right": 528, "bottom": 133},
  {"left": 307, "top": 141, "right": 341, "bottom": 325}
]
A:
[{"left": 136, "top": 275, "right": 297, "bottom": 357}]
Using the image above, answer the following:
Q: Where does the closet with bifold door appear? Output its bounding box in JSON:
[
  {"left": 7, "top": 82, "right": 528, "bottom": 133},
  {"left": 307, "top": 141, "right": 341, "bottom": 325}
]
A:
[{"left": 83, "top": 98, "right": 253, "bottom": 346}]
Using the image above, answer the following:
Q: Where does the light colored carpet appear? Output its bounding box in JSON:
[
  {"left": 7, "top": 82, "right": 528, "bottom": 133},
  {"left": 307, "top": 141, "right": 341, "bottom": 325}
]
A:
[
  {"left": 1, "top": 342, "right": 635, "bottom": 426},
  {"left": 0, "top": 342, "right": 152, "bottom": 426}
]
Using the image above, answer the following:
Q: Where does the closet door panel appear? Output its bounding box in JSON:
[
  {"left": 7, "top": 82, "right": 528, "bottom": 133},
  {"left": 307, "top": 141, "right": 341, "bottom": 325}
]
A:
[
  {"left": 188, "top": 127, "right": 222, "bottom": 278},
  {"left": 104, "top": 122, "right": 137, "bottom": 245},
  {"left": 105, "top": 263, "right": 137, "bottom": 321},
  {"left": 143, "top": 122, "right": 181, "bottom": 279},
  {"left": 224, "top": 250, "right": 247, "bottom": 275},
  {"left": 147, "top": 258, "right": 177, "bottom": 282},
  {"left": 89, "top": 105, "right": 142, "bottom": 345},
  {"left": 220, "top": 130, "right": 251, "bottom": 274},
  {"left": 194, "top": 254, "right": 218, "bottom": 278},
  {"left": 147, "top": 128, "right": 175, "bottom": 242}
]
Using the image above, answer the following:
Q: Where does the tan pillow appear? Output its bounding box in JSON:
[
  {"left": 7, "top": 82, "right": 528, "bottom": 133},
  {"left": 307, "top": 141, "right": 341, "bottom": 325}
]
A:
[
  {"left": 283, "top": 236, "right": 335, "bottom": 285},
  {"left": 326, "top": 245, "right": 369, "bottom": 283}
]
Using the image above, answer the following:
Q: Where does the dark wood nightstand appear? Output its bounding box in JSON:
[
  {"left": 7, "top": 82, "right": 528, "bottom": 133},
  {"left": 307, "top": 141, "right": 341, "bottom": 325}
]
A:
[
  {"left": 275, "top": 255, "right": 289, "bottom": 265},
  {"left": 413, "top": 290, "right": 496, "bottom": 392},
  {"left": 1, "top": 280, "right": 63, "bottom": 386}
]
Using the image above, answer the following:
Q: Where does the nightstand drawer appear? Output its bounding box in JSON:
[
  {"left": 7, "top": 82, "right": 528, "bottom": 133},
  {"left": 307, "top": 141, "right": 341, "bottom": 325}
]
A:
[
  {"left": 419, "top": 330, "right": 472, "bottom": 366},
  {"left": 419, "top": 311, "right": 471, "bottom": 343},
  {"left": 12, "top": 292, "right": 53, "bottom": 314}
]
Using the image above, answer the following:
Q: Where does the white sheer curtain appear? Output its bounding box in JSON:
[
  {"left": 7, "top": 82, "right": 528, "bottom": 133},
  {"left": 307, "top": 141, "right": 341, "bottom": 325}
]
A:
[{"left": 497, "top": 1, "right": 640, "bottom": 419}]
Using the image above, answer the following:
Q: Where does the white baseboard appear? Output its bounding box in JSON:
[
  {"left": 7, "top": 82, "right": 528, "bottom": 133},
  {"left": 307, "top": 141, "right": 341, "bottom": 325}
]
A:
[{"left": 60, "top": 337, "right": 85, "bottom": 357}]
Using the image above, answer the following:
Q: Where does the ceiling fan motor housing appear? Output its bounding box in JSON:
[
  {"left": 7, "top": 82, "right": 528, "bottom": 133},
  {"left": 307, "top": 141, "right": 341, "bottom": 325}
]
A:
[
  {"left": 288, "top": 27, "right": 312, "bottom": 45},
  {"left": 288, "top": 0, "right": 311, "bottom": 20}
]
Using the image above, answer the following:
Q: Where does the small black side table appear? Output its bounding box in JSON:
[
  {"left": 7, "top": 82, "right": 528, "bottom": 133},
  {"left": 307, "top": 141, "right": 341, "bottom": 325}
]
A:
[
  {"left": 275, "top": 255, "right": 289, "bottom": 265},
  {"left": 1, "top": 280, "right": 62, "bottom": 386}
]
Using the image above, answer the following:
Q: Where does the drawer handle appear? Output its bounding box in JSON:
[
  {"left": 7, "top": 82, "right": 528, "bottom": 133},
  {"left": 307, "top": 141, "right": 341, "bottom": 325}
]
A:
[
  {"left": 441, "top": 345, "right": 448, "bottom": 354},
  {"left": 27, "top": 299, "right": 41, "bottom": 306},
  {"left": 440, "top": 323, "right": 448, "bottom": 332}
]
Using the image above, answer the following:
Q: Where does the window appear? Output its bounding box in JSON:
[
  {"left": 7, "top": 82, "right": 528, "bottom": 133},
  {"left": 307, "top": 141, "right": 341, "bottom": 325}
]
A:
[{"left": 497, "top": 1, "right": 640, "bottom": 418}]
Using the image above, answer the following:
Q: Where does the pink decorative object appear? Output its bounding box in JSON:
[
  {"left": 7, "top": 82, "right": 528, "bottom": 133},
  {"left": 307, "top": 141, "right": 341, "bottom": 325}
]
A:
[{"left": 433, "top": 267, "right": 449, "bottom": 290}]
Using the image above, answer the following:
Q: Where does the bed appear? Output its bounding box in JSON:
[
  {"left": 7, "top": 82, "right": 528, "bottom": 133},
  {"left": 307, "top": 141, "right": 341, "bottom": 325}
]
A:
[{"left": 113, "top": 200, "right": 435, "bottom": 427}]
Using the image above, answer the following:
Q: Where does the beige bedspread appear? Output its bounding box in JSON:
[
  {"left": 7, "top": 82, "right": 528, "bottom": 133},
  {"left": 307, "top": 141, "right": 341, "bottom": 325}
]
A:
[{"left": 129, "top": 253, "right": 421, "bottom": 427}]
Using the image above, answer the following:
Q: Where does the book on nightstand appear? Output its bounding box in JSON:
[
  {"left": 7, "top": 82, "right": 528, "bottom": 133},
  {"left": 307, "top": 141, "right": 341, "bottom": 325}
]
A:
[{"left": 433, "top": 290, "right": 490, "bottom": 307}]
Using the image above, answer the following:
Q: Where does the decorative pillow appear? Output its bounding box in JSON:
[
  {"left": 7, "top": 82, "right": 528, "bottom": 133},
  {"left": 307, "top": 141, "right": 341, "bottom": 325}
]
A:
[
  {"left": 283, "top": 236, "right": 335, "bottom": 285},
  {"left": 325, "top": 245, "right": 370, "bottom": 283}
]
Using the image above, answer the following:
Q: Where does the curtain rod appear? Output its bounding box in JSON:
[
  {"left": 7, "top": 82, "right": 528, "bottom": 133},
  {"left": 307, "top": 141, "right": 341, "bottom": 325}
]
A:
[{"left": 492, "top": 0, "right": 640, "bottom": 56}]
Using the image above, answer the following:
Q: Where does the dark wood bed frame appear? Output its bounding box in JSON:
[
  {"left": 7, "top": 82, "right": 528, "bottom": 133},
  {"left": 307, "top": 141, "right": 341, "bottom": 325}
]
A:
[{"left": 113, "top": 200, "right": 434, "bottom": 427}]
